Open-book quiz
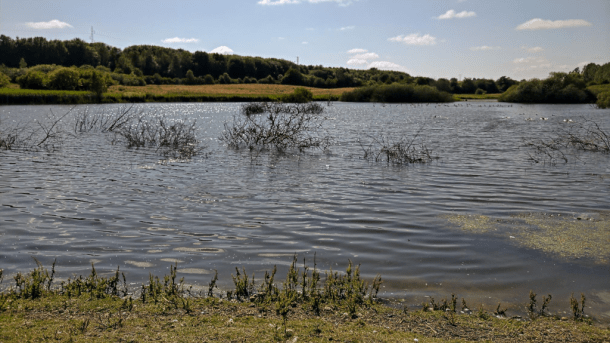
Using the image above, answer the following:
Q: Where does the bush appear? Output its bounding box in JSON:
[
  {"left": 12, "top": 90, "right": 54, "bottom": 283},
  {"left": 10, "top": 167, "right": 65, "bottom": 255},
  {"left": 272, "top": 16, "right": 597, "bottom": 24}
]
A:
[
  {"left": 596, "top": 91, "right": 610, "bottom": 109},
  {"left": 220, "top": 102, "right": 330, "bottom": 152},
  {"left": 280, "top": 87, "right": 313, "bottom": 103},
  {"left": 341, "top": 83, "right": 453, "bottom": 103},
  {"left": 47, "top": 67, "right": 81, "bottom": 90},
  {"left": 0, "top": 72, "right": 10, "bottom": 88},
  {"left": 16, "top": 70, "right": 47, "bottom": 89},
  {"left": 475, "top": 88, "right": 487, "bottom": 95}
]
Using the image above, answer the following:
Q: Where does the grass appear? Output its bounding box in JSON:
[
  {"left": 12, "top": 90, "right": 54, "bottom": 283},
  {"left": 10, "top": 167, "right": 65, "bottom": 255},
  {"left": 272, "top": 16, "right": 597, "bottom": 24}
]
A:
[
  {"left": 453, "top": 93, "right": 502, "bottom": 100},
  {"left": 0, "top": 84, "right": 354, "bottom": 105},
  {"left": 586, "top": 84, "right": 610, "bottom": 96},
  {"left": 0, "top": 260, "right": 608, "bottom": 342},
  {"left": 107, "top": 84, "right": 353, "bottom": 98}
]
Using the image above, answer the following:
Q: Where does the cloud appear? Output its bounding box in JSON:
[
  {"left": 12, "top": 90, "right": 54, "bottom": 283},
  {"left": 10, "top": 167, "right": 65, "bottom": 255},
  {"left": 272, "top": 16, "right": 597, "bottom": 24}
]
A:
[
  {"left": 347, "top": 48, "right": 367, "bottom": 54},
  {"left": 367, "top": 61, "right": 413, "bottom": 74},
  {"left": 437, "top": 9, "right": 476, "bottom": 19},
  {"left": 389, "top": 34, "right": 437, "bottom": 46},
  {"left": 210, "top": 46, "right": 234, "bottom": 54},
  {"left": 25, "top": 19, "right": 72, "bottom": 29},
  {"left": 340, "top": 26, "right": 355, "bottom": 31},
  {"left": 521, "top": 45, "right": 544, "bottom": 53},
  {"left": 470, "top": 46, "right": 501, "bottom": 51},
  {"left": 258, "top": 0, "right": 355, "bottom": 6},
  {"left": 302, "top": 41, "right": 308, "bottom": 44},
  {"left": 352, "top": 52, "right": 379, "bottom": 60},
  {"left": 162, "top": 37, "right": 199, "bottom": 44},
  {"left": 347, "top": 59, "right": 368, "bottom": 66},
  {"left": 258, "top": 0, "right": 299, "bottom": 4},
  {"left": 516, "top": 18, "right": 592, "bottom": 30}
]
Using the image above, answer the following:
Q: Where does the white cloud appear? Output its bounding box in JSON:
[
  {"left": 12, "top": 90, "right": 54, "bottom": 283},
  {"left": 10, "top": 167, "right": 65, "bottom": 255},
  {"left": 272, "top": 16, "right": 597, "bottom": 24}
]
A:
[
  {"left": 210, "top": 46, "right": 234, "bottom": 54},
  {"left": 302, "top": 41, "right": 308, "bottom": 44},
  {"left": 162, "top": 37, "right": 199, "bottom": 44},
  {"left": 340, "top": 26, "right": 355, "bottom": 31},
  {"left": 470, "top": 46, "right": 501, "bottom": 51},
  {"left": 437, "top": 9, "right": 476, "bottom": 19},
  {"left": 258, "top": 0, "right": 299, "bottom": 5},
  {"left": 367, "top": 61, "right": 413, "bottom": 74},
  {"left": 25, "top": 19, "right": 72, "bottom": 29},
  {"left": 347, "top": 48, "right": 367, "bottom": 54},
  {"left": 389, "top": 33, "right": 437, "bottom": 46},
  {"left": 516, "top": 18, "right": 592, "bottom": 30},
  {"left": 347, "top": 59, "right": 368, "bottom": 66},
  {"left": 352, "top": 52, "right": 379, "bottom": 60},
  {"left": 520, "top": 45, "right": 544, "bottom": 53},
  {"left": 258, "top": 0, "right": 355, "bottom": 6}
]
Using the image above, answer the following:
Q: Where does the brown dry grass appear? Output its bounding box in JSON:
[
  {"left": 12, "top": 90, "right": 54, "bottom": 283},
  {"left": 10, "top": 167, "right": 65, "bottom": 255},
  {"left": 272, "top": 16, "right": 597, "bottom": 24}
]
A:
[{"left": 107, "top": 84, "right": 354, "bottom": 97}]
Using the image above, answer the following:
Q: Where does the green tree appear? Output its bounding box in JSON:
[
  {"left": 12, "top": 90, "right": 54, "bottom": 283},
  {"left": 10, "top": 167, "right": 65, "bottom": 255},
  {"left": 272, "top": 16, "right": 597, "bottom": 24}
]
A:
[
  {"left": 47, "top": 67, "right": 80, "bottom": 90},
  {"left": 19, "top": 57, "right": 27, "bottom": 69},
  {"left": 16, "top": 70, "right": 47, "bottom": 89},
  {"left": 281, "top": 68, "right": 305, "bottom": 86},
  {"left": 0, "top": 72, "right": 10, "bottom": 87},
  {"left": 89, "top": 70, "right": 108, "bottom": 102}
]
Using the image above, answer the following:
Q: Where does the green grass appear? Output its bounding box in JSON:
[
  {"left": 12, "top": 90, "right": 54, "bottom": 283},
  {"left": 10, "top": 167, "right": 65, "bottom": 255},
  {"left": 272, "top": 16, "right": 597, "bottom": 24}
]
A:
[
  {"left": 0, "top": 260, "right": 608, "bottom": 342},
  {"left": 453, "top": 93, "right": 502, "bottom": 100},
  {"left": 587, "top": 84, "right": 610, "bottom": 96},
  {"left": 0, "top": 87, "right": 340, "bottom": 105}
]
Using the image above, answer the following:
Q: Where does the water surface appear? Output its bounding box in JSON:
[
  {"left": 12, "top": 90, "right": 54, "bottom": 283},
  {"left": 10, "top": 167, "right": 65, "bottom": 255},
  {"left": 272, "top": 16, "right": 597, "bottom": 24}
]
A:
[{"left": 1, "top": 102, "right": 609, "bottom": 319}]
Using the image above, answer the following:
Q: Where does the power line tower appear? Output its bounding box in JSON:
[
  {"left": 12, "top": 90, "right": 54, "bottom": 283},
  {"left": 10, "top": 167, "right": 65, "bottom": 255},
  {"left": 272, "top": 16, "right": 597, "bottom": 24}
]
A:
[{"left": 89, "top": 27, "right": 95, "bottom": 43}]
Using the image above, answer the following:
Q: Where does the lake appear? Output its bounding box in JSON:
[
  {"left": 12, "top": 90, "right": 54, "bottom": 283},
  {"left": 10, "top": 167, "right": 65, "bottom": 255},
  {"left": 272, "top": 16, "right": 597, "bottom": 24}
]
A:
[{"left": 1, "top": 102, "right": 609, "bottom": 320}]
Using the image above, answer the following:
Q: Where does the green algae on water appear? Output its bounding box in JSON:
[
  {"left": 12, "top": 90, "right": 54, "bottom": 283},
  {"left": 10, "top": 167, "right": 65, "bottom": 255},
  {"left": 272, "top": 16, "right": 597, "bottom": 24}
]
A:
[{"left": 442, "top": 212, "right": 610, "bottom": 264}]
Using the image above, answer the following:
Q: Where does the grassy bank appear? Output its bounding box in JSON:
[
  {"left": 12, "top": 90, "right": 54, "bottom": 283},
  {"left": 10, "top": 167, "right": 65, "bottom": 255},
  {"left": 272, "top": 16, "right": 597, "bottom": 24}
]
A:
[
  {"left": 1, "top": 261, "right": 608, "bottom": 342},
  {"left": 454, "top": 93, "right": 502, "bottom": 101},
  {"left": 0, "top": 84, "right": 352, "bottom": 105}
]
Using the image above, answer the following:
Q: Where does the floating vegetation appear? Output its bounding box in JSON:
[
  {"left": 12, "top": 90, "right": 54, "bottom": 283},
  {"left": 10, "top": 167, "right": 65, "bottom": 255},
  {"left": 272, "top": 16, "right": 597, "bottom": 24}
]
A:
[
  {"left": 359, "top": 132, "right": 434, "bottom": 165},
  {"left": 441, "top": 214, "right": 497, "bottom": 234},
  {"left": 511, "top": 212, "right": 610, "bottom": 264},
  {"left": 442, "top": 211, "right": 610, "bottom": 264}
]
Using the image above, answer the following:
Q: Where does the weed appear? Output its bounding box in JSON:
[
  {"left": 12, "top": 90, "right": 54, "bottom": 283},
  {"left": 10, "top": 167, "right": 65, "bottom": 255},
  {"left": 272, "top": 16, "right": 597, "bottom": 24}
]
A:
[
  {"left": 208, "top": 269, "right": 218, "bottom": 297},
  {"left": 232, "top": 267, "right": 255, "bottom": 300},
  {"left": 494, "top": 303, "right": 507, "bottom": 317},
  {"left": 359, "top": 130, "right": 433, "bottom": 165},
  {"left": 13, "top": 258, "right": 56, "bottom": 299},
  {"left": 570, "top": 293, "right": 586, "bottom": 321},
  {"left": 527, "top": 290, "right": 538, "bottom": 319},
  {"left": 477, "top": 304, "right": 490, "bottom": 320},
  {"left": 540, "top": 294, "right": 552, "bottom": 317},
  {"left": 220, "top": 102, "right": 331, "bottom": 153}
]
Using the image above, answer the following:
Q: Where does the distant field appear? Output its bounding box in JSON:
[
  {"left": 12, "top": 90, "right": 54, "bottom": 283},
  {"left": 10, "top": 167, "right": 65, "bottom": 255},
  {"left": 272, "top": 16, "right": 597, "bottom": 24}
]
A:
[
  {"left": 107, "top": 84, "right": 355, "bottom": 98},
  {"left": 454, "top": 93, "right": 502, "bottom": 101}
]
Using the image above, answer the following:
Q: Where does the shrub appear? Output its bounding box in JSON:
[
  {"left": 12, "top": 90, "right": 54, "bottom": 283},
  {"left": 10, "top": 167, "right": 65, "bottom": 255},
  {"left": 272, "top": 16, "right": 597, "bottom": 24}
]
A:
[
  {"left": 220, "top": 102, "right": 331, "bottom": 152},
  {"left": 475, "top": 88, "right": 487, "bottom": 95},
  {"left": 16, "top": 70, "right": 47, "bottom": 89},
  {"left": 47, "top": 67, "right": 81, "bottom": 90},
  {"left": 0, "top": 72, "right": 10, "bottom": 88},
  {"left": 280, "top": 87, "right": 313, "bottom": 103},
  {"left": 596, "top": 91, "right": 610, "bottom": 109},
  {"left": 341, "top": 83, "right": 453, "bottom": 103}
]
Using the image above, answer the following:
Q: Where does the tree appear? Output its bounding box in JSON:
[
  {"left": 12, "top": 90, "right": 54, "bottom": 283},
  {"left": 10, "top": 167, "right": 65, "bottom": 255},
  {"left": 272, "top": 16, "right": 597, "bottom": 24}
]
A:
[
  {"left": 0, "top": 72, "right": 10, "bottom": 87},
  {"left": 281, "top": 68, "right": 305, "bottom": 86},
  {"left": 89, "top": 70, "right": 108, "bottom": 102},
  {"left": 47, "top": 67, "right": 80, "bottom": 90},
  {"left": 19, "top": 57, "right": 27, "bottom": 69}
]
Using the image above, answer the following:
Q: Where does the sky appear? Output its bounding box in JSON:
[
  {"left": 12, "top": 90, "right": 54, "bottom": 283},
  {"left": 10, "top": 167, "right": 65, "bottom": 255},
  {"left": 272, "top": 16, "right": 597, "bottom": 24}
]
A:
[{"left": 1, "top": 0, "right": 609, "bottom": 80}]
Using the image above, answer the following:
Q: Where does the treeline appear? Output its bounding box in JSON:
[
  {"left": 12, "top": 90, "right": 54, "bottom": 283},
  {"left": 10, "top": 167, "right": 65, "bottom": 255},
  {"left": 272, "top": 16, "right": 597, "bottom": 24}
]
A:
[
  {"left": 499, "top": 63, "right": 610, "bottom": 106},
  {"left": 1, "top": 35, "right": 516, "bottom": 93}
]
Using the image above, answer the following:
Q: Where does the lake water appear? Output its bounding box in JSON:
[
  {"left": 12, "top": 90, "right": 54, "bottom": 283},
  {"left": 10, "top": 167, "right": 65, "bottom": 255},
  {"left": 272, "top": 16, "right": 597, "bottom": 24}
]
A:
[{"left": 1, "top": 102, "right": 609, "bottom": 320}]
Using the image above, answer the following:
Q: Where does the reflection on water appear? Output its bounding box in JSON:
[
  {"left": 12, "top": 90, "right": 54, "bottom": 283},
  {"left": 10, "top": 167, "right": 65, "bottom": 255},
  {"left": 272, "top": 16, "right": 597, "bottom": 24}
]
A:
[{"left": 1, "top": 102, "right": 609, "bottom": 320}]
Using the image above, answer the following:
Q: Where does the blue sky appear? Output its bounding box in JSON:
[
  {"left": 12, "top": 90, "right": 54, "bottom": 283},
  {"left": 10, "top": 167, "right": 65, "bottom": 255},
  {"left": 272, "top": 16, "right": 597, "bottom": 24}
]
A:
[{"left": 2, "top": 0, "right": 609, "bottom": 80}]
